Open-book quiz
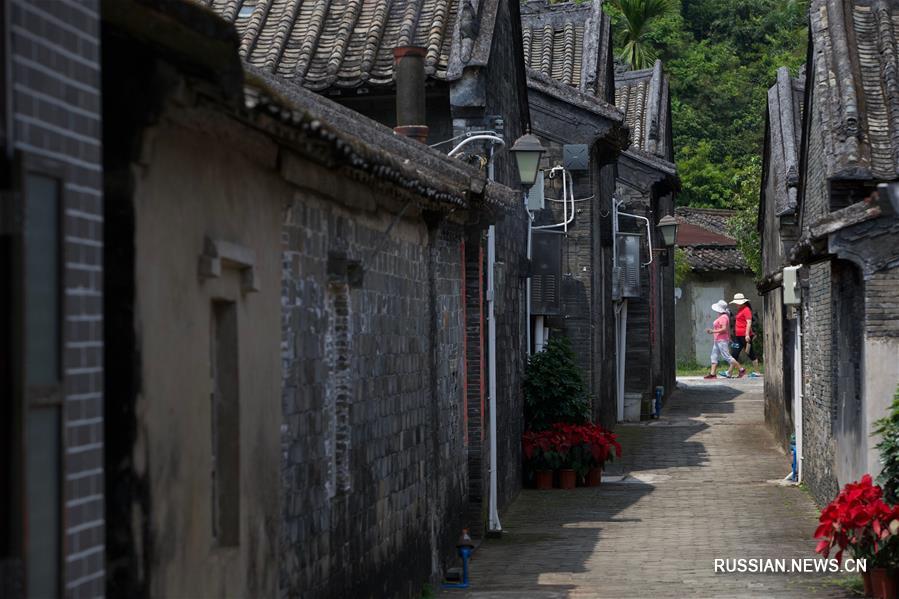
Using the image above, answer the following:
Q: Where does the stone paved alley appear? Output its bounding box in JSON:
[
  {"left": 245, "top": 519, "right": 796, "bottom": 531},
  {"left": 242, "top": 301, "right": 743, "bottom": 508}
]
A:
[{"left": 446, "top": 379, "right": 852, "bottom": 598}]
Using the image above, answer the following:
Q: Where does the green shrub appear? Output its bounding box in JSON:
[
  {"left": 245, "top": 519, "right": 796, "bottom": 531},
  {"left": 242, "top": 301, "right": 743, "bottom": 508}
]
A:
[
  {"left": 523, "top": 336, "right": 591, "bottom": 430},
  {"left": 874, "top": 386, "right": 899, "bottom": 505}
]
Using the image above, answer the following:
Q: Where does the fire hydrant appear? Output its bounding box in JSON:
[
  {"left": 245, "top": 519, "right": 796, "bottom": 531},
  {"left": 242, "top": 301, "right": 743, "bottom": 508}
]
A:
[{"left": 442, "top": 529, "right": 475, "bottom": 589}]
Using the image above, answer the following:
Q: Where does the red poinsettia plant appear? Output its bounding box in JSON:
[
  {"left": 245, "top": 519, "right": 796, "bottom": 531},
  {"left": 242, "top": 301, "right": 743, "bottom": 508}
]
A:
[
  {"left": 522, "top": 427, "right": 571, "bottom": 471},
  {"left": 523, "top": 423, "right": 622, "bottom": 476},
  {"left": 814, "top": 475, "right": 899, "bottom": 565}
]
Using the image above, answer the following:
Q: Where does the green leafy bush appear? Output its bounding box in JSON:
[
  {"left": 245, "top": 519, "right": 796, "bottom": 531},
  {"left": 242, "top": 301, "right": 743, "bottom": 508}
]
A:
[
  {"left": 674, "top": 247, "right": 691, "bottom": 287},
  {"left": 874, "top": 387, "right": 899, "bottom": 505},
  {"left": 523, "top": 336, "right": 591, "bottom": 430}
]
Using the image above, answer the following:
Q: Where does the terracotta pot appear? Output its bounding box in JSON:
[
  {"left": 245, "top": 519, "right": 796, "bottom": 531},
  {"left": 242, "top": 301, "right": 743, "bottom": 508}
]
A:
[
  {"left": 881, "top": 569, "right": 898, "bottom": 599},
  {"left": 535, "top": 469, "right": 553, "bottom": 490},
  {"left": 863, "top": 570, "right": 874, "bottom": 597},
  {"left": 558, "top": 469, "right": 576, "bottom": 490},
  {"left": 872, "top": 568, "right": 887, "bottom": 599},
  {"left": 587, "top": 467, "right": 602, "bottom": 487}
]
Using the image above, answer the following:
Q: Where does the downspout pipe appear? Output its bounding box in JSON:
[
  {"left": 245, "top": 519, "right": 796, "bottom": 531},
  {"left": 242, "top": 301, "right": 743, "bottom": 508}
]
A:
[
  {"left": 526, "top": 210, "right": 533, "bottom": 356},
  {"left": 486, "top": 147, "right": 501, "bottom": 533}
]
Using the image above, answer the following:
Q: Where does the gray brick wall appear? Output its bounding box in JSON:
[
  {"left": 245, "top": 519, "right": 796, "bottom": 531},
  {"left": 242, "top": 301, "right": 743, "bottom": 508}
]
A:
[
  {"left": 280, "top": 195, "right": 468, "bottom": 598},
  {"left": 801, "top": 261, "right": 839, "bottom": 505},
  {"left": 867, "top": 267, "right": 899, "bottom": 337},
  {"left": 493, "top": 209, "right": 529, "bottom": 512},
  {"left": 532, "top": 139, "right": 597, "bottom": 395},
  {"left": 8, "top": 0, "right": 104, "bottom": 596}
]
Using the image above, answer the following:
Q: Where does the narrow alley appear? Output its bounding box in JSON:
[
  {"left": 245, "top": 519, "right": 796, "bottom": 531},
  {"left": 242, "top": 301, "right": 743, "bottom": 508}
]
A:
[{"left": 448, "top": 379, "right": 850, "bottom": 598}]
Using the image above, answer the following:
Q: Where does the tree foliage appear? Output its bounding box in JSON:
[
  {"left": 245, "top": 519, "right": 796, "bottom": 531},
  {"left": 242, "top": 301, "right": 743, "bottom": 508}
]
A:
[
  {"left": 725, "top": 155, "right": 763, "bottom": 277},
  {"left": 606, "top": 0, "right": 678, "bottom": 70},
  {"left": 874, "top": 387, "right": 899, "bottom": 506},
  {"left": 606, "top": 0, "right": 808, "bottom": 220},
  {"left": 674, "top": 247, "right": 691, "bottom": 287}
]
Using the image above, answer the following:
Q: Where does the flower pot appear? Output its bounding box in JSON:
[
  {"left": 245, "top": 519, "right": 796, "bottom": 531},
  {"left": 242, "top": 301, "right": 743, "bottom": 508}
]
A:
[
  {"left": 558, "top": 469, "right": 576, "bottom": 490},
  {"left": 872, "top": 568, "right": 888, "bottom": 599},
  {"left": 587, "top": 467, "right": 602, "bottom": 487},
  {"left": 535, "top": 469, "right": 553, "bottom": 490},
  {"left": 881, "top": 569, "right": 898, "bottom": 599},
  {"left": 863, "top": 571, "right": 874, "bottom": 597}
]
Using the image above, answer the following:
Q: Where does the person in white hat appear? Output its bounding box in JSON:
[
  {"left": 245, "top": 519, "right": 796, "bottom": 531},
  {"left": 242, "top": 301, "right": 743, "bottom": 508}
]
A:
[
  {"left": 730, "top": 293, "right": 761, "bottom": 378},
  {"left": 704, "top": 300, "right": 740, "bottom": 379}
]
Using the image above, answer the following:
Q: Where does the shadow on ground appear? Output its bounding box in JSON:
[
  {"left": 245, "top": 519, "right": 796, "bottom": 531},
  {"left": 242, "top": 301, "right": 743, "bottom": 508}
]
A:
[{"left": 439, "top": 380, "right": 854, "bottom": 598}]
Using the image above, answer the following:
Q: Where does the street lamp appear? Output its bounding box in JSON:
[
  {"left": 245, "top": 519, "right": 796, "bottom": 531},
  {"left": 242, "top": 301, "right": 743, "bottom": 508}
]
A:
[
  {"left": 657, "top": 214, "right": 679, "bottom": 247},
  {"left": 509, "top": 131, "right": 546, "bottom": 187}
]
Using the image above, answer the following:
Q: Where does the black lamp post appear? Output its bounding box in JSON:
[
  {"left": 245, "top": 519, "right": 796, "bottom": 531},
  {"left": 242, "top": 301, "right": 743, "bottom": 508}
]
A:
[{"left": 509, "top": 131, "right": 546, "bottom": 187}]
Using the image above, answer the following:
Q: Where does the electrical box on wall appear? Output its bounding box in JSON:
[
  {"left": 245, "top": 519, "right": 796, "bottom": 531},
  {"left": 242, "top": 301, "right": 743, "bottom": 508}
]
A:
[
  {"left": 531, "top": 230, "right": 562, "bottom": 315},
  {"left": 563, "top": 144, "right": 589, "bottom": 171},
  {"left": 526, "top": 172, "right": 545, "bottom": 211},
  {"left": 783, "top": 265, "right": 801, "bottom": 305},
  {"left": 615, "top": 233, "right": 642, "bottom": 298}
]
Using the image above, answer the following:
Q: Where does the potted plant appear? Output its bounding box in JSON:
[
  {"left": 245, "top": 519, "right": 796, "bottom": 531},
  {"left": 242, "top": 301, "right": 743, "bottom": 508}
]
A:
[
  {"left": 546, "top": 426, "right": 575, "bottom": 489},
  {"left": 523, "top": 430, "right": 554, "bottom": 490},
  {"left": 585, "top": 423, "right": 622, "bottom": 486},
  {"left": 815, "top": 475, "right": 898, "bottom": 597},
  {"left": 523, "top": 337, "right": 590, "bottom": 432}
]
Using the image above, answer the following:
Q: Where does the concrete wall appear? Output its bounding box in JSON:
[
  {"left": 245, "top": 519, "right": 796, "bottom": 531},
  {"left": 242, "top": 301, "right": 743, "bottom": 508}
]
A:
[
  {"left": 674, "top": 272, "right": 761, "bottom": 366},
  {"left": 131, "top": 121, "right": 283, "bottom": 598}
]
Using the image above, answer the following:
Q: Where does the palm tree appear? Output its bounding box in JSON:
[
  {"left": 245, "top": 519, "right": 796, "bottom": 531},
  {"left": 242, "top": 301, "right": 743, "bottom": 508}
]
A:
[{"left": 609, "top": 0, "right": 676, "bottom": 70}]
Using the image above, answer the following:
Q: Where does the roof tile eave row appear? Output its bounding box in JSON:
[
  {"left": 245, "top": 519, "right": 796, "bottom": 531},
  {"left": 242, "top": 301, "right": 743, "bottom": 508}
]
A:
[{"left": 241, "top": 66, "right": 520, "bottom": 215}]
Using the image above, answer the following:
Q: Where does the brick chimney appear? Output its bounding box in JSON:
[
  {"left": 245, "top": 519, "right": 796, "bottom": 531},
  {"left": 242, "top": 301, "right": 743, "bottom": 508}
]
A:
[{"left": 393, "top": 47, "right": 429, "bottom": 143}]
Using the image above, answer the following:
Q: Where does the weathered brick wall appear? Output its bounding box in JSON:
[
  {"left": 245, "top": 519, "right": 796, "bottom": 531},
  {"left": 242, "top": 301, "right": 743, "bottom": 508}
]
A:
[
  {"left": 280, "top": 187, "right": 468, "bottom": 598},
  {"left": 799, "top": 90, "right": 839, "bottom": 505},
  {"left": 801, "top": 261, "right": 839, "bottom": 505},
  {"left": 463, "top": 230, "right": 486, "bottom": 534},
  {"left": 867, "top": 267, "right": 899, "bottom": 338},
  {"left": 8, "top": 1, "right": 104, "bottom": 596},
  {"left": 763, "top": 288, "right": 792, "bottom": 448},
  {"left": 484, "top": 0, "right": 529, "bottom": 515},
  {"left": 493, "top": 208, "right": 528, "bottom": 512},
  {"left": 761, "top": 166, "right": 795, "bottom": 449},
  {"left": 532, "top": 137, "right": 596, "bottom": 393}
]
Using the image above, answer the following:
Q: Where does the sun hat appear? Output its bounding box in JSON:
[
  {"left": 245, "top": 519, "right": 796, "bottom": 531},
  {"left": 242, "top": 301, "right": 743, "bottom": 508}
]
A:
[
  {"left": 711, "top": 300, "right": 728, "bottom": 313},
  {"left": 731, "top": 293, "right": 750, "bottom": 305}
]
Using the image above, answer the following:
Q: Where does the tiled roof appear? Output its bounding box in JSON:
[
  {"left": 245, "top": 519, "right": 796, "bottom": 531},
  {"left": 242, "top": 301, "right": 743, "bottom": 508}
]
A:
[
  {"left": 676, "top": 223, "right": 736, "bottom": 247},
  {"left": 808, "top": 0, "right": 899, "bottom": 181},
  {"left": 520, "top": 0, "right": 613, "bottom": 100},
  {"left": 526, "top": 69, "right": 625, "bottom": 125},
  {"left": 763, "top": 67, "right": 804, "bottom": 217},
  {"left": 615, "top": 60, "right": 671, "bottom": 160},
  {"left": 200, "top": 0, "right": 495, "bottom": 91},
  {"left": 675, "top": 207, "right": 733, "bottom": 237},
  {"left": 243, "top": 66, "right": 520, "bottom": 214},
  {"left": 681, "top": 247, "right": 750, "bottom": 272},
  {"left": 675, "top": 207, "right": 750, "bottom": 272}
]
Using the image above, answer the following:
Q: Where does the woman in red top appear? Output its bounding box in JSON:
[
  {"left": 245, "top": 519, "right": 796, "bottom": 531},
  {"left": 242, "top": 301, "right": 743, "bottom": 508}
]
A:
[{"left": 731, "top": 293, "right": 761, "bottom": 378}]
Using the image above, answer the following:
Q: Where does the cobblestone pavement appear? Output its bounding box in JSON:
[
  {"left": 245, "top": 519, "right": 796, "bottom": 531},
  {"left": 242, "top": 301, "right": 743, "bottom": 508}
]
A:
[{"left": 442, "top": 378, "right": 855, "bottom": 598}]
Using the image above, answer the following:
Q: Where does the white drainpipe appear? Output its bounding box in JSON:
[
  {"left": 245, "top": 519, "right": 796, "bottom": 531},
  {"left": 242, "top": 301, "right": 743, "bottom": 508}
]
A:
[
  {"left": 526, "top": 210, "right": 533, "bottom": 356},
  {"left": 486, "top": 147, "right": 502, "bottom": 534},
  {"left": 616, "top": 300, "right": 628, "bottom": 422},
  {"left": 487, "top": 223, "right": 501, "bottom": 532},
  {"left": 794, "top": 316, "right": 804, "bottom": 482},
  {"left": 535, "top": 316, "right": 545, "bottom": 353}
]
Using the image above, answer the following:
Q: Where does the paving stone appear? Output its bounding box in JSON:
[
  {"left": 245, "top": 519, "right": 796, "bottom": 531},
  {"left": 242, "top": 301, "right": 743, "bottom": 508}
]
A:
[{"left": 442, "top": 379, "right": 855, "bottom": 598}]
